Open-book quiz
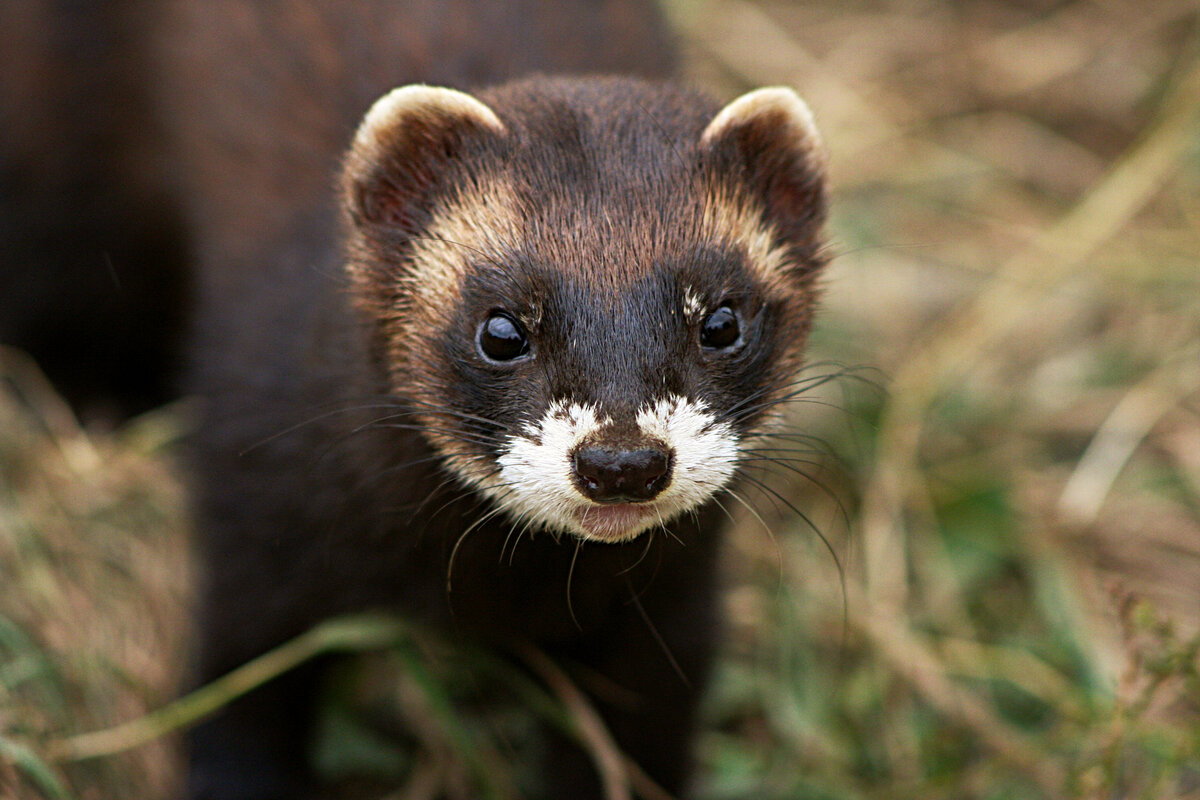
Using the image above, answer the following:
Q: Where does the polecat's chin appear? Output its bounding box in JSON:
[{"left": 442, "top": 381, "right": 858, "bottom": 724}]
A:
[{"left": 573, "top": 502, "right": 656, "bottom": 542}]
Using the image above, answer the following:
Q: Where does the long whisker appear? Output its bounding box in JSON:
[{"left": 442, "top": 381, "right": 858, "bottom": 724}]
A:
[
  {"left": 719, "top": 362, "right": 879, "bottom": 423},
  {"left": 446, "top": 497, "right": 515, "bottom": 594},
  {"left": 721, "top": 363, "right": 886, "bottom": 429},
  {"left": 238, "top": 395, "right": 409, "bottom": 456},
  {"left": 499, "top": 512, "right": 527, "bottom": 564},
  {"left": 717, "top": 490, "right": 784, "bottom": 589},
  {"left": 627, "top": 577, "right": 690, "bottom": 687},
  {"left": 616, "top": 532, "right": 657, "bottom": 576},
  {"left": 736, "top": 452, "right": 849, "bottom": 527},
  {"left": 414, "top": 469, "right": 504, "bottom": 523},
  {"left": 566, "top": 540, "right": 583, "bottom": 632},
  {"left": 736, "top": 472, "right": 848, "bottom": 636}
]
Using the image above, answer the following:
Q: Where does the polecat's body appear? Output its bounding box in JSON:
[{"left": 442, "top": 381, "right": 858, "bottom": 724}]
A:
[
  {"left": 0, "top": 0, "right": 189, "bottom": 419},
  {"left": 167, "top": 5, "right": 828, "bottom": 799}
]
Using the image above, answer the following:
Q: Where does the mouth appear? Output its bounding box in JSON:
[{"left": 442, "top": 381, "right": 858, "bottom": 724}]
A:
[{"left": 573, "top": 502, "right": 655, "bottom": 542}]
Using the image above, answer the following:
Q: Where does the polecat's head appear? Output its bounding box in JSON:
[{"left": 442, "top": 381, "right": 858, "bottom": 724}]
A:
[{"left": 342, "top": 77, "right": 827, "bottom": 543}]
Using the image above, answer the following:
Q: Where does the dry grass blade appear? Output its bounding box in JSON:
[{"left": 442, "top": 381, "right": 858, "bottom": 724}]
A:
[
  {"left": 49, "top": 616, "right": 408, "bottom": 763},
  {"left": 517, "top": 645, "right": 636, "bottom": 800},
  {"left": 1059, "top": 345, "right": 1200, "bottom": 527}
]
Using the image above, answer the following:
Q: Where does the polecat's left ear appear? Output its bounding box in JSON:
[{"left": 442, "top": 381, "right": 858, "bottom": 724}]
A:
[
  {"left": 700, "top": 87, "right": 827, "bottom": 247},
  {"left": 342, "top": 85, "right": 506, "bottom": 232}
]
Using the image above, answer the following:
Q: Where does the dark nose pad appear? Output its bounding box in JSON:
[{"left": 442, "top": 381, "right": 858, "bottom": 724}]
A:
[{"left": 572, "top": 445, "right": 673, "bottom": 503}]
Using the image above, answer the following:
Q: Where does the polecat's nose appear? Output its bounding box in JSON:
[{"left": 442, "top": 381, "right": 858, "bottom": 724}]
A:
[{"left": 572, "top": 445, "right": 672, "bottom": 503}]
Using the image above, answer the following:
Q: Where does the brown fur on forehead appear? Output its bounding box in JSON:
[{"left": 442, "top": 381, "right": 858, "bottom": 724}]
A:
[
  {"left": 467, "top": 77, "right": 724, "bottom": 290},
  {"left": 458, "top": 77, "right": 824, "bottom": 299}
]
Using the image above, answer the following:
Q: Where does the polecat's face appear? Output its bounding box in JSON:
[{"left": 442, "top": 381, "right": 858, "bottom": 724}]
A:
[{"left": 343, "top": 78, "right": 827, "bottom": 543}]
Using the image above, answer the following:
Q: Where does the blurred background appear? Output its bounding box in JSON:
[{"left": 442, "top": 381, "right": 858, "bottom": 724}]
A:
[{"left": 2, "top": 0, "right": 1199, "bottom": 798}]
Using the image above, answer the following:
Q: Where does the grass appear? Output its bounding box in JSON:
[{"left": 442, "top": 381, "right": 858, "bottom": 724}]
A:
[
  {"left": 0, "top": 348, "right": 191, "bottom": 799},
  {"left": 3, "top": 0, "right": 1200, "bottom": 797}
]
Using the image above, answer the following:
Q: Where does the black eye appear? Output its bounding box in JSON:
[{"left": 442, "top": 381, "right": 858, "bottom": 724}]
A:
[
  {"left": 478, "top": 312, "right": 530, "bottom": 362},
  {"left": 699, "top": 305, "right": 741, "bottom": 350}
]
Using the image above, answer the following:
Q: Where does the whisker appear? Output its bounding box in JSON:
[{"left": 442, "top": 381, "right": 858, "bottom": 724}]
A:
[
  {"left": 721, "top": 363, "right": 886, "bottom": 428},
  {"left": 616, "top": 532, "right": 657, "bottom": 576},
  {"left": 627, "top": 577, "right": 690, "bottom": 688},
  {"left": 719, "top": 362, "right": 866, "bottom": 421},
  {"left": 499, "top": 509, "right": 537, "bottom": 564},
  {"left": 414, "top": 469, "right": 503, "bottom": 523},
  {"left": 238, "top": 395, "right": 409, "bottom": 456},
  {"left": 736, "top": 453, "right": 849, "bottom": 527},
  {"left": 407, "top": 233, "right": 523, "bottom": 282},
  {"left": 719, "top": 490, "right": 784, "bottom": 590},
  {"left": 736, "top": 472, "right": 847, "bottom": 636},
  {"left": 446, "top": 498, "right": 514, "bottom": 594},
  {"left": 374, "top": 393, "right": 519, "bottom": 432},
  {"left": 566, "top": 540, "right": 583, "bottom": 632},
  {"left": 367, "top": 421, "right": 502, "bottom": 450}
]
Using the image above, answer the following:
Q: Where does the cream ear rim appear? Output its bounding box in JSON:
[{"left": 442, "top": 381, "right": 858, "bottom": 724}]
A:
[
  {"left": 352, "top": 84, "right": 507, "bottom": 156},
  {"left": 701, "top": 86, "right": 824, "bottom": 154}
]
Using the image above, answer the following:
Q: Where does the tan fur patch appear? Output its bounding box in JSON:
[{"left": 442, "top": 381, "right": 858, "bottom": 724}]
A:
[
  {"left": 700, "top": 183, "right": 794, "bottom": 285},
  {"left": 399, "top": 179, "right": 522, "bottom": 312}
]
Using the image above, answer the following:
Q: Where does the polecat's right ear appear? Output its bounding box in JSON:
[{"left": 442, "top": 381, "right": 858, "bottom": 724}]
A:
[
  {"left": 342, "top": 85, "right": 506, "bottom": 231},
  {"left": 699, "top": 87, "right": 827, "bottom": 253}
]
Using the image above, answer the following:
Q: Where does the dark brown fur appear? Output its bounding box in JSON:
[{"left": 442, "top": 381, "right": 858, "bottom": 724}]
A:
[{"left": 0, "top": 0, "right": 189, "bottom": 419}]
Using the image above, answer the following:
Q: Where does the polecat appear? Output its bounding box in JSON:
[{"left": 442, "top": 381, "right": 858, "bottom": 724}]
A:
[{"left": 176, "top": 8, "right": 828, "bottom": 800}]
